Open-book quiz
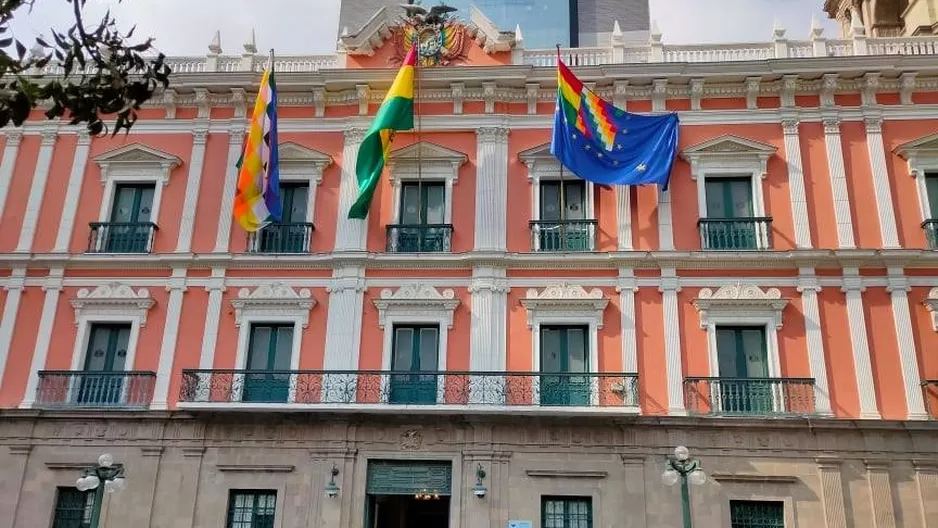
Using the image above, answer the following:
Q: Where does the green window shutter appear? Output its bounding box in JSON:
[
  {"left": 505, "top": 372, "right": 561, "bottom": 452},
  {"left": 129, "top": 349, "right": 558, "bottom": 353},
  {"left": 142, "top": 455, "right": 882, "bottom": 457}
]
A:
[
  {"left": 366, "top": 461, "right": 452, "bottom": 495},
  {"left": 926, "top": 173, "right": 938, "bottom": 219}
]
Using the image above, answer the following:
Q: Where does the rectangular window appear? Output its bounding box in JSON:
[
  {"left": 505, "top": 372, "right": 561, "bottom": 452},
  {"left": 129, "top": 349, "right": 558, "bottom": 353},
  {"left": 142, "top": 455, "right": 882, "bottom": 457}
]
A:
[
  {"left": 52, "top": 487, "right": 94, "bottom": 528},
  {"left": 926, "top": 172, "right": 938, "bottom": 219},
  {"left": 256, "top": 182, "right": 311, "bottom": 253},
  {"left": 226, "top": 490, "right": 277, "bottom": 528},
  {"left": 102, "top": 183, "right": 157, "bottom": 252},
  {"left": 77, "top": 323, "right": 132, "bottom": 406},
  {"left": 242, "top": 324, "right": 294, "bottom": 403},
  {"left": 542, "top": 496, "right": 592, "bottom": 528},
  {"left": 705, "top": 177, "right": 753, "bottom": 218},
  {"left": 540, "top": 180, "right": 585, "bottom": 221},
  {"left": 389, "top": 324, "right": 440, "bottom": 405},
  {"left": 715, "top": 326, "right": 772, "bottom": 414},
  {"left": 539, "top": 325, "right": 589, "bottom": 406},
  {"left": 400, "top": 181, "right": 445, "bottom": 225},
  {"left": 730, "top": 500, "right": 784, "bottom": 528},
  {"left": 536, "top": 180, "right": 592, "bottom": 251}
]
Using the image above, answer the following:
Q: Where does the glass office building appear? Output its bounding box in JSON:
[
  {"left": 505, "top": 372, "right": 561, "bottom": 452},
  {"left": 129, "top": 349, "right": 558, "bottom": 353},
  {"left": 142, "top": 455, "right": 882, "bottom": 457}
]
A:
[{"left": 444, "top": 0, "right": 575, "bottom": 48}]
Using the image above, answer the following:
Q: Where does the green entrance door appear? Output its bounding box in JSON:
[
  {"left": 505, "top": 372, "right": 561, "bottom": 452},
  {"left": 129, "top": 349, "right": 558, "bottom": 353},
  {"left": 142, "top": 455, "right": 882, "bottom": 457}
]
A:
[
  {"left": 78, "top": 323, "right": 131, "bottom": 406},
  {"left": 540, "top": 325, "right": 590, "bottom": 406},
  {"left": 716, "top": 326, "right": 772, "bottom": 414},
  {"left": 108, "top": 183, "right": 155, "bottom": 252},
  {"left": 243, "top": 324, "right": 293, "bottom": 402},
  {"left": 389, "top": 325, "right": 439, "bottom": 405}
]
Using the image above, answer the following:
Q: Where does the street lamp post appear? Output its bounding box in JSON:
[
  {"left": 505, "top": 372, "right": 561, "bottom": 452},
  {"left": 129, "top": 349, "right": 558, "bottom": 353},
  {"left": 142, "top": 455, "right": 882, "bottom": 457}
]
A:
[
  {"left": 75, "top": 453, "right": 128, "bottom": 528},
  {"left": 661, "top": 445, "right": 707, "bottom": 528}
]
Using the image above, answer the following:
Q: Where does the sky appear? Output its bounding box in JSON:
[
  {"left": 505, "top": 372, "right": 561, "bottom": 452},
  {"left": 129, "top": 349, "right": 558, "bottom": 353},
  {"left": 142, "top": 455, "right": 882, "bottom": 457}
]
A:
[{"left": 9, "top": 0, "right": 841, "bottom": 56}]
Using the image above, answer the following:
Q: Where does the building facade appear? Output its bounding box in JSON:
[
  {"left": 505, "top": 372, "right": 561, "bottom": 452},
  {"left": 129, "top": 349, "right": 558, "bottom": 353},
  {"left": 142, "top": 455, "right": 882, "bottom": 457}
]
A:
[
  {"left": 1, "top": 5, "right": 938, "bottom": 528},
  {"left": 825, "top": 0, "right": 938, "bottom": 37}
]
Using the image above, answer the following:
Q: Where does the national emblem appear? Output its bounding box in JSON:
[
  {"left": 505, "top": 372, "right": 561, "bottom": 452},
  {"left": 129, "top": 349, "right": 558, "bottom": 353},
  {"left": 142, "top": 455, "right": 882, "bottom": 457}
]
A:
[{"left": 392, "top": 1, "right": 468, "bottom": 67}]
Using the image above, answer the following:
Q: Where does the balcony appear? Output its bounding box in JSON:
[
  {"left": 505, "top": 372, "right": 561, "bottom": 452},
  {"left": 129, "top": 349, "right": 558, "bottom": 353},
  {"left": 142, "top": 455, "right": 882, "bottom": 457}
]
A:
[
  {"left": 88, "top": 222, "right": 158, "bottom": 253},
  {"left": 246, "top": 222, "right": 315, "bottom": 254},
  {"left": 684, "top": 377, "right": 816, "bottom": 417},
  {"left": 530, "top": 220, "right": 597, "bottom": 252},
  {"left": 179, "top": 370, "right": 639, "bottom": 413},
  {"left": 698, "top": 217, "right": 772, "bottom": 250},
  {"left": 386, "top": 224, "right": 453, "bottom": 253},
  {"left": 922, "top": 220, "right": 938, "bottom": 249},
  {"left": 924, "top": 380, "right": 938, "bottom": 418},
  {"left": 34, "top": 371, "right": 156, "bottom": 410}
]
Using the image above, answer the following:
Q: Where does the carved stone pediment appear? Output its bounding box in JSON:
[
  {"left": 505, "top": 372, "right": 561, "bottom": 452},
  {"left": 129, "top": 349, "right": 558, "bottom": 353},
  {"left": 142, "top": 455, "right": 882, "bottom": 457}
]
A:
[
  {"left": 693, "top": 284, "right": 788, "bottom": 328},
  {"left": 387, "top": 141, "right": 466, "bottom": 183},
  {"left": 93, "top": 143, "right": 182, "bottom": 185},
  {"left": 519, "top": 143, "right": 565, "bottom": 180},
  {"left": 373, "top": 285, "right": 460, "bottom": 328},
  {"left": 896, "top": 133, "right": 938, "bottom": 157},
  {"left": 70, "top": 283, "right": 155, "bottom": 326},
  {"left": 231, "top": 283, "right": 315, "bottom": 327},
  {"left": 924, "top": 288, "right": 938, "bottom": 331},
  {"left": 682, "top": 135, "right": 776, "bottom": 179},
  {"left": 520, "top": 283, "right": 609, "bottom": 328},
  {"left": 278, "top": 142, "right": 333, "bottom": 181}
]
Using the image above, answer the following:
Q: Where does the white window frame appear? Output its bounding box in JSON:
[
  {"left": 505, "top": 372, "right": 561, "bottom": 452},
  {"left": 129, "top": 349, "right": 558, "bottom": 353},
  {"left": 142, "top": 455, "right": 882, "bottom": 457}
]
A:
[
  {"left": 520, "top": 144, "right": 596, "bottom": 251},
  {"left": 67, "top": 283, "right": 155, "bottom": 403},
  {"left": 249, "top": 142, "right": 332, "bottom": 252},
  {"left": 682, "top": 135, "right": 776, "bottom": 250},
  {"left": 387, "top": 141, "right": 466, "bottom": 225},
  {"left": 373, "top": 284, "right": 459, "bottom": 404},
  {"left": 93, "top": 143, "right": 182, "bottom": 227},
  {"left": 520, "top": 284, "right": 609, "bottom": 407},
  {"left": 924, "top": 288, "right": 938, "bottom": 331},
  {"left": 692, "top": 284, "right": 790, "bottom": 413},
  {"left": 896, "top": 133, "right": 938, "bottom": 223},
  {"left": 229, "top": 283, "right": 316, "bottom": 403}
]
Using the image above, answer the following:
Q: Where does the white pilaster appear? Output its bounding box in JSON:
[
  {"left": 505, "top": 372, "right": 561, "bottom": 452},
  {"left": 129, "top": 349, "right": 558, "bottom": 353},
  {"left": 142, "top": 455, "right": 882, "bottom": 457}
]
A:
[
  {"left": 150, "top": 269, "right": 187, "bottom": 409},
  {"left": 616, "top": 186, "right": 632, "bottom": 250},
  {"left": 176, "top": 127, "right": 210, "bottom": 252},
  {"left": 20, "top": 269, "right": 64, "bottom": 407},
  {"left": 52, "top": 131, "right": 92, "bottom": 252},
  {"left": 885, "top": 268, "right": 927, "bottom": 419},
  {"left": 797, "top": 268, "right": 832, "bottom": 416},
  {"left": 660, "top": 269, "right": 684, "bottom": 415},
  {"left": 16, "top": 127, "right": 58, "bottom": 252},
  {"left": 213, "top": 120, "right": 247, "bottom": 253},
  {"left": 657, "top": 188, "right": 674, "bottom": 250},
  {"left": 864, "top": 116, "right": 900, "bottom": 248},
  {"left": 322, "top": 266, "right": 366, "bottom": 371},
  {"left": 842, "top": 268, "right": 880, "bottom": 419},
  {"left": 822, "top": 117, "right": 856, "bottom": 248},
  {"left": 195, "top": 268, "right": 225, "bottom": 398},
  {"left": 781, "top": 117, "right": 812, "bottom": 248},
  {"left": 469, "top": 267, "right": 508, "bottom": 371},
  {"left": 0, "top": 130, "right": 24, "bottom": 220},
  {"left": 475, "top": 127, "right": 510, "bottom": 252},
  {"left": 617, "top": 270, "right": 638, "bottom": 373},
  {"left": 335, "top": 129, "right": 367, "bottom": 251},
  {"left": 0, "top": 268, "right": 26, "bottom": 385}
]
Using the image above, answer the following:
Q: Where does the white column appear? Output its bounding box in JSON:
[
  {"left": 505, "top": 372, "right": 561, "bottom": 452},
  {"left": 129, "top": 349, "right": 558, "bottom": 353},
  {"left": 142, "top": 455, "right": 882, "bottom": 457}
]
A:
[
  {"left": 657, "top": 188, "right": 674, "bottom": 250},
  {"left": 797, "top": 269, "right": 832, "bottom": 416},
  {"left": 335, "top": 129, "right": 368, "bottom": 251},
  {"left": 469, "top": 267, "right": 508, "bottom": 404},
  {"left": 195, "top": 268, "right": 225, "bottom": 399},
  {"left": 616, "top": 186, "right": 632, "bottom": 250},
  {"left": 0, "top": 268, "right": 26, "bottom": 387},
  {"left": 16, "top": 127, "right": 58, "bottom": 252},
  {"left": 323, "top": 266, "right": 366, "bottom": 371},
  {"left": 864, "top": 116, "right": 900, "bottom": 248},
  {"left": 842, "top": 268, "right": 880, "bottom": 419},
  {"left": 782, "top": 117, "right": 812, "bottom": 248},
  {"left": 885, "top": 268, "right": 927, "bottom": 419},
  {"left": 176, "top": 127, "right": 210, "bottom": 252},
  {"left": 53, "top": 130, "right": 92, "bottom": 252},
  {"left": 660, "top": 269, "right": 684, "bottom": 414},
  {"left": 0, "top": 130, "right": 24, "bottom": 220},
  {"left": 213, "top": 120, "right": 246, "bottom": 253},
  {"left": 151, "top": 269, "right": 187, "bottom": 409},
  {"left": 20, "top": 269, "right": 64, "bottom": 407},
  {"left": 822, "top": 117, "right": 856, "bottom": 249},
  {"left": 475, "top": 127, "right": 510, "bottom": 252},
  {"left": 617, "top": 270, "right": 638, "bottom": 373}
]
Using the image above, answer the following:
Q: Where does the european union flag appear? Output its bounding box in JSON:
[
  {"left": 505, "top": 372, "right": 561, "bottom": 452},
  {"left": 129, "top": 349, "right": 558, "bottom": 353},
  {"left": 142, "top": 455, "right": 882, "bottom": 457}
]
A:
[{"left": 550, "top": 61, "right": 679, "bottom": 189}]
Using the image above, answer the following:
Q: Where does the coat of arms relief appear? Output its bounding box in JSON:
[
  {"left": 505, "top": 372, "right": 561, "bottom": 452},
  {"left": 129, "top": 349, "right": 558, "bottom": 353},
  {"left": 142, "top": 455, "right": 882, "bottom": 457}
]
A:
[{"left": 392, "top": 0, "right": 469, "bottom": 67}]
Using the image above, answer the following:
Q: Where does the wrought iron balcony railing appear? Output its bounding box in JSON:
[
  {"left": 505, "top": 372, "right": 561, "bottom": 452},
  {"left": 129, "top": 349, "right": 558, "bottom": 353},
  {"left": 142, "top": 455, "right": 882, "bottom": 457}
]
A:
[
  {"left": 35, "top": 370, "right": 156, "bottom": 409},
  {"left": 923, "top": 380, "right": 938, "bottom": 419},
  {"left": 386, "top": 224, "right": 453, "bottom": 253},
  {"left": 87, "top": 222, "right": 158, "bottom": 253},
  {"left": 684, "top": 377, "right": 816, "bottom": 417},
  {"left": 530, "top": 220, "right": 597, "bottom": 252},
  {"left": 922, "top": 220, "right": 938, "bottom": 249},
  {"left": 246, "top": 222, "right": 315, "bottom": 254},
  {"left": 698, "top": 217, "right": 772, "bottom": 250},
  {"left": 179, "top": 369, "right": 639, "bottom": 410}
]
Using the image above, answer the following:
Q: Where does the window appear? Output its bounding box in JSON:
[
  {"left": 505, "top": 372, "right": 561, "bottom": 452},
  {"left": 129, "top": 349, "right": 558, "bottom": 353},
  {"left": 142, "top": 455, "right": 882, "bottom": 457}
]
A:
[
  {"left": 542, "top": 497, "right": 592, "bottom": 528},
  {"left": 535, "top": 180, "right": 594, "bottom": 251},
  {"left": 253, "top": 182, "right": 312, "bottom": 253},
  {"left": 92, "top": 183, "right": 157, "bottom": 253},
  {"left": 730, "top": 500, "right": 784, "bottom": 528},
  {"left": 77, "top": 323, "right": 131, "bottom": 406},
  {"left": 702, "top": 177, "right": 764, "bottom": 250},
  {"left": 389, "top": 325, "right": 440, "bottom": 404},
  {"left": 389, "top": 181, "right": 450, "bottom": 252},
  {"left": 924, "top": 173, "right": 938, "bottom": 248},
  {"left": 716, "top": 326, "right": 772, "bottom": 414},
  {"left": 242, "top": 324, "right": 294, "bottom": 403},
  {"left": 540, "top": 325, "right": 589, "bottom": 406},
  {"left": 52, "top": 487, "right": 94, "bottom": 528},
  {"left": 226, "top": 490, "right": 277, "bottom": 528}
]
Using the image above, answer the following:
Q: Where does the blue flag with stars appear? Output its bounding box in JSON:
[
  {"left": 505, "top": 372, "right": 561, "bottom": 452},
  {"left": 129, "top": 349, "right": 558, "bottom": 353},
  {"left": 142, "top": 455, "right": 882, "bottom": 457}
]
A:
[{"left": 550, "top": 65, "right": 680, "bottom": 189}]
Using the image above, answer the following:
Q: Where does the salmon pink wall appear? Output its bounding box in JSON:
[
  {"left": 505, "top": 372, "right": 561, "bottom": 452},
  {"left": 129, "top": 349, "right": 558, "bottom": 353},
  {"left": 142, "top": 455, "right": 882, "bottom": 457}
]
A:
[
  {"left": 595, "top": 187, "right": 617, "bottom": 252},
  {"left": 882, "top": 120, "right": 935, "bottom": 248},
  {"left": 0, "top": 288, "right": 42, "bottom": 405},
  {"left": 800, "top": 122, "right": 838, "bottom": 248},
  {"left": 0, "top": 137, "right": 40, "bottom": 251},
  {"left": 166, "top": 289, "right": 208, "bottom": 406},
  {"left": 778, "top": 291, "right": 810, "bottom": 378},
  {"left": 862, "top": 287, "right": 906, "bottom": 419},
  {"left": 507, "top": 130, "right": 548, "bottom": 253},
  {"left": 910, "top": 287, "right": 938, "bottom": 380},
  {"left": 840, "top": 122, "right": 882, "bottom": 248},
  {"left": 633, "top": 185, "right": 659, "bottom": 250},
  {"left": 189, "top": 133, "right": 232, "bottom": 254},
  {"left": 679, "top": 289, "right": 708, "bottom": 377},
  {"left": 299, "top": 290, "right": 330, "bottom": 370},
  {"left": 818, "top": 289, "right": 859, "bottom": 417},
  {"left": 32, "top": 135, "right": 77, "bottom": 252},
  {"left": 636, "top": 288, "right": 666, "bottom": 414}
]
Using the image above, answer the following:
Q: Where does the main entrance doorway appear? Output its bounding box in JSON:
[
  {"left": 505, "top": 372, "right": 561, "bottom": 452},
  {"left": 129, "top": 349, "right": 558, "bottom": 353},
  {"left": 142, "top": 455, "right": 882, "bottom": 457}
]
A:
[{"left": 365, "top": 460, "right": 452, "bottom": 528}]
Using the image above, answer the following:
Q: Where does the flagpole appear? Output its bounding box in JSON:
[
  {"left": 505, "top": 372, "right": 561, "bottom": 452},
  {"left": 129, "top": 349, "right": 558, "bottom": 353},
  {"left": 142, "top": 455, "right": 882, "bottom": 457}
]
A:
[
  {"left": 414, "top": 41, "right": 424, "bottom": 230},
  {"left": 555, "top": 44, "right": 566, "bottom": 245},
  {"left": 267, "top": 48, "right": 274, "bottom": 71}
]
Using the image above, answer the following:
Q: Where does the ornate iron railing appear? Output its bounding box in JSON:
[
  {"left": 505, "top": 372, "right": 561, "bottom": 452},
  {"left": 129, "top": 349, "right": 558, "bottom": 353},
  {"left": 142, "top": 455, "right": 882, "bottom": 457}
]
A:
[
  {"left": 922, "top": 220, "right": 938, "bottom": 249},
  {"left": 698, "top": 217, "right": 772, "bottom": 250},
  {"left": 246, "top": 222, "right": 315, "bottom": 253},
  {"left": 35, "top": 371, "right": 156, "bottom": 409},
  {"left": 530, "top": 220, "right": 597, "bottom": 252},
  {"left": 684, "top": 377, "right": 815, "bottom": 417},
  {"left": 87, "top": 222, "right": 158, "bottom": 253},
  {"left": 923, "top": 380, "right": 938, "bottom": 419},
  {"left": 179, "top": 369, "right": 639, "bottom": 409},
  {"left": 386, "top": 224, "right": 453, "bottom": 252}
]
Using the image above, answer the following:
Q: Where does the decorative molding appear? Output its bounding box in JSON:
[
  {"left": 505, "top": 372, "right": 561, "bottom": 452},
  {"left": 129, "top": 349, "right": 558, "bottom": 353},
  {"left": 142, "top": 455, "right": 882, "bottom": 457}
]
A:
[
  {"left": 216, "top": 464, "right": 295, "bottom": 473},
  {"left": 373, "top": 284, "right": 459, "bottom": 328},
  {"left": 93, "top": 143, "right": 182, "bottom": 186},
  {"left": 278, "top": 141, "right": 334, "bottom": 183},
  {"left": 682, "top": 134, "right": 777, "bottom": 178},
  {"left": 520, "top": 283, "right": 608, "bottom": 328},
  {"left": 387, "top": 141, "right": 467, "bottom": 185},
  {"left": 711, "top": 473, "right": 798, "bottom": 484},
  {"left": 525, "top": 470, "right": 607, "bottom": 479},
  {"left": 231, "top": 283, "right": 315, "bottom": 328},
  {"left": 465, "top": 5, "right": 517, "bottom": 54},
  {"left": 925, "top": 288, "right": 938, "bottom": 332},
  {"left": 693, "top": 284, "right": 787, "bottom": 328},
  {"left": 451, "top": 82, "right": 465, "bottom": 115},
  {"left": 895, "top": 132, "right": 938, "bottom": 222},
  {"left": 70, "top": 283, "right": 155, "bottom": 326}
]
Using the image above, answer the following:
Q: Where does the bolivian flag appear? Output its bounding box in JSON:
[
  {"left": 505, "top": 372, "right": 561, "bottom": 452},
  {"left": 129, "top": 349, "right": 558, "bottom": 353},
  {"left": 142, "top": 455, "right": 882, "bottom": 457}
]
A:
[{"left": 348, "top": 44, "right": 417, "bottom": 219}]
